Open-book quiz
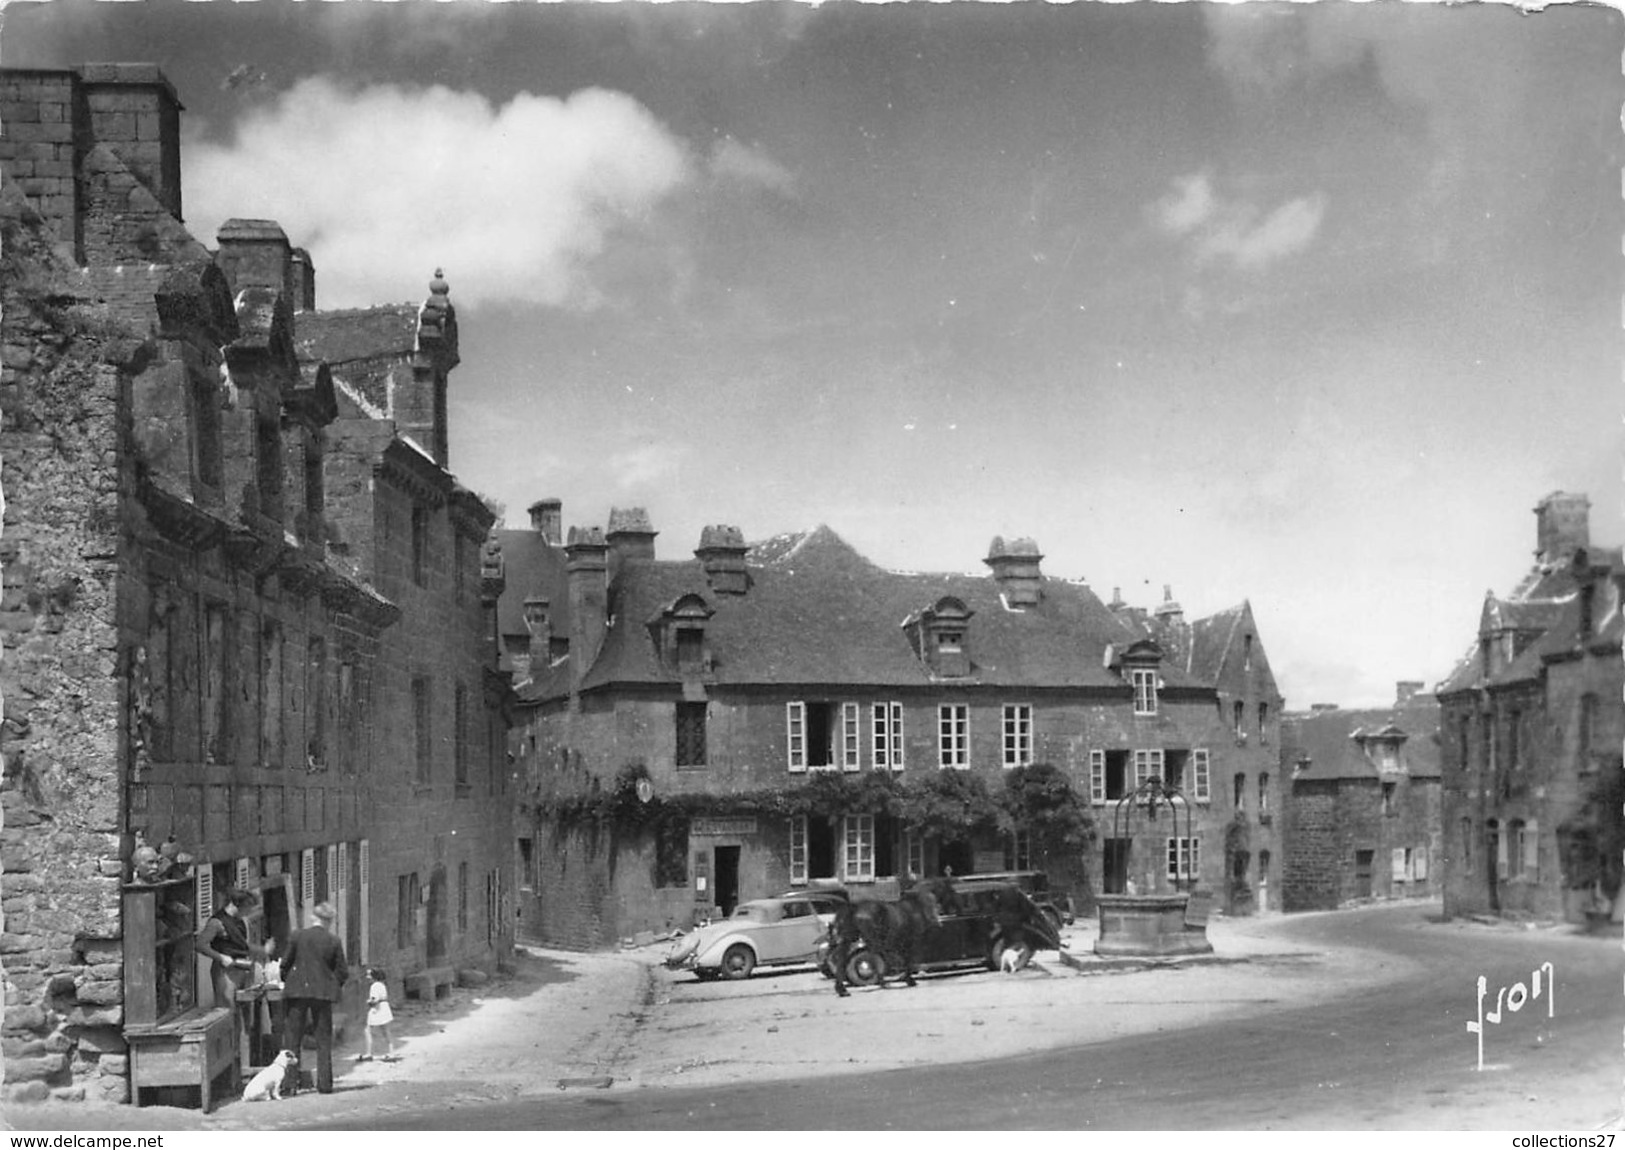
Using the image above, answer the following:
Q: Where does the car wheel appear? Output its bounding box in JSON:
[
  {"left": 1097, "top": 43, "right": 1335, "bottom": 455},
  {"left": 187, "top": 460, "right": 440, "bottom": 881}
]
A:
[
  {"left": 987, "top": 937, "right": 1007, "bottom": 972},
  {"left": 845, "top": 949, "right": 885, "bottom": 987},
  {"left": 721, "top": 944, "right": 756, "bottom": 980}
]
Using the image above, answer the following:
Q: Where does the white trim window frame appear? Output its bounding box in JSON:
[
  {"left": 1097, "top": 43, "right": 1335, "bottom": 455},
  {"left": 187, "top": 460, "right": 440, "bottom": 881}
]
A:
[
  {"left": 1192, "top": 749, "right": 1211, "bottom": 803},
  {"left": 1165, "top": 836, "right": 1200, "bottom": 882},
  {"left": 843, "top": 814, "right": 876, "bottom": 881},
  {"left": 1131, "top": 668, "right": 1158, "bottom": 716},
  {"left": 787, "top": 702, "right": 807, "bottom": 773},
  {"left": 938, "top": 703, "right": 969, "bottom": 769},
  {"left": 1002, "top": 703, "right": 1033, "bottom": 769},
  {"left": 842, "top": 702, "right": 862, "bottom": 772},
  {"left": 872, "top": 702, "right": 905, "bottom": 771},
  {"left": 1089, "top": 749, "right": 1106, "bottom": 805},
  {"left": 906, "top": 834, "right": 925, "bottom": 880},
  {"left": 790, "top": 816, "right": 809, "bottom": 885},
  {"left": 1133, "top": 748, "right": 1163, "bottom": 789}
]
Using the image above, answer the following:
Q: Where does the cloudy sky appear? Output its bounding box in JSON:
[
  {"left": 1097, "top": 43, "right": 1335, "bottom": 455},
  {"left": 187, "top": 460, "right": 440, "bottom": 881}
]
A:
[{"left": 6, "top": 0, "right": 1620, "bottom": 708}]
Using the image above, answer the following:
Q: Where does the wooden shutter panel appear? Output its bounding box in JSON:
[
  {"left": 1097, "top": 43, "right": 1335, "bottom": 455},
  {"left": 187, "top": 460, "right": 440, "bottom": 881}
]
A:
[
  {"left": 301, "top": 848, "right": 315, "bottom": 910},
  {"left": 787, "top": 702, "right": 807, "bottom": 773},
  {"left": 195, "top": 865, "right": 214, "bottom": 930},
  {"left": 235, "top": 858, "right": 250, "bottom": 890}
]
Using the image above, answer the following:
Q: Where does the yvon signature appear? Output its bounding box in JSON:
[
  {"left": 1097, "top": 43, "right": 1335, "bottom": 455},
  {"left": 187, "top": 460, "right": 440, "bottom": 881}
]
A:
[{"left": 1466, "top": 962, "right": 1554, "bottom": 1071}]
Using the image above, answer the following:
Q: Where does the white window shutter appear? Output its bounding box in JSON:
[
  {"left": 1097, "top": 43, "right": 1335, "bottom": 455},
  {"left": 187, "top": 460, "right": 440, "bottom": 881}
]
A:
[
  {"left": 358, "top": 839, "right": 371, "bottom": 965},
  {"left": 842, "top": 703, "right": 861, "bottom": 772},
  {"left": 891, "top": 703, "right": 905, "bottom": 771},
  {"left": 301, "top": 848, "right": 316, "bottom": 909},
  {"left": 1193, "top": 749, "right": 1211, "bottom": 803},
  {"left": 195, "top": 865, "right": 214, "bottom": 929},
  {"left": 335, "top": 842, "right": 349, "bottom": 942},
  {"left": 1415, "top": 846, "right": 1429, "bottom": 881},
  {"left": 235, "top": 858, "right": 250, "bottom": 891},
  {"left": 1391, "top": 847, "right": 1407, "bottom": 881},
  {"left": 787, "top": 702, "right": 807, "bottom": 773},
  {"left": 789, "top": 816, "right": 808, "bottom": 884},
  {"left": 1089, "top": 749, "right": 1106, "bottom": 805},
  {"left": 1523, "top": 821, "right": 1539, "bottom": 882}
]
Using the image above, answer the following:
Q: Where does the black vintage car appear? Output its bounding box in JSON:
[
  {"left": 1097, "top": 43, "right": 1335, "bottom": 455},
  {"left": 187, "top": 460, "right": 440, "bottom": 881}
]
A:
[
  {"left": 948, "top": 870, "right": 1074, "bottom": 933},
  {"left": 817, "top": 879, "right": 1063, "bottom": 987}
]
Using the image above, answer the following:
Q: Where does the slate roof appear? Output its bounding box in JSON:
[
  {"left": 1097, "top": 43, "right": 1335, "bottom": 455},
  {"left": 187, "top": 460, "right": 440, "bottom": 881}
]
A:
[
  {"left": 1282, "top": 698, "right": 1443, "bottom": 782},
  {"left": 492, "top": 526, "right": 571, "bottom": 643},
  {"left": 294, "top": 306, "right": 419, "bottom": 367},
  {"left": 516, "top": 524, "right": 1253, "bottom": 704}
]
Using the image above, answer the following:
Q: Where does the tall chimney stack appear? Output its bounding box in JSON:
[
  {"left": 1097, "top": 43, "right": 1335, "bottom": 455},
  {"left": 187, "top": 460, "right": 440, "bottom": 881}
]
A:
[
  {"left": 1534, "top": 491, "right": 1590, "bottom": 568},
  {"left": 607, "top": 507, "right": 657, "bottom": 566},
  {"left": 528, "top": 499, "right": 562, "bottom": 547},
  {"left": 983, "top": 536, "right": 1044, "bottom": 608},
  {"left": 696, "top": 526, "right": 749, "bottom": 595},
  {"left": 565, "top": 526, "right": 610, "bottom": 692}
]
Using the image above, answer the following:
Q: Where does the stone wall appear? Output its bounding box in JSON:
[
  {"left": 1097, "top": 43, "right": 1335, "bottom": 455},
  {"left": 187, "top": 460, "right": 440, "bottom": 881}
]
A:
[{"left": 1, "top": 200, "right": 136, "bottom": 1104}]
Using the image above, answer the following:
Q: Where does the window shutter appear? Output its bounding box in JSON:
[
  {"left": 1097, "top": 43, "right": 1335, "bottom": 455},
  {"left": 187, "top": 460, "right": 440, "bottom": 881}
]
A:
[
  {"left": 1523, "top": 821, "right": 1539, "bottom": 882},
  {"left": 891, "top": 703, "right": 905, "bottom": 771},
  {"left": 358, "top": 839, "right": 371, "bottom": 964},
  {"left": 1089, "top": 749, "right": 1106, "bottom": 805},
  {"left": 1415, "top": 846, "right": 1429, "bottom": 881},
  {"left": 301, "top": 848, "right": 316, "bottom": 909},
  {"left": 195, "top": 865, "right": 214, "bottom": 929},
  {"left": 842, "top": 703, "right": 861, "bottom": 772},
  {"left": 1193, "top": 749, "right": 1211, "bottom": 803},
  {"left": 333, "top": 843, "right": 347, "bottom": 938},
  {"left": 790, "top": 816, "right": 808, "bottom": 884},
  {"left": 787, "top": 702, "right": 807, "bottom": 773},
  {"left": 235, "top": 858, "right": 250, "bottom": 890},
  {"left": 1391, "top": 848, "right": 1407, "bottom": 882},
  {"left": 1495, "top": 827, "right": 1508, "bottom": 879}
]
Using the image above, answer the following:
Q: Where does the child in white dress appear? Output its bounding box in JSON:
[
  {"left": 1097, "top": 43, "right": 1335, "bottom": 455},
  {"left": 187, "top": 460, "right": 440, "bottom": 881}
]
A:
[{"left": 360, "top": 968, "right": 395, "bottom": 1061}]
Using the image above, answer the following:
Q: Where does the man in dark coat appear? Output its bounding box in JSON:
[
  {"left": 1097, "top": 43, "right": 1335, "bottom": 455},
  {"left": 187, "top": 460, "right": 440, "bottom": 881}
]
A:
[{"left": 280, "top": 901, "right": 348, "bottom": 1095}]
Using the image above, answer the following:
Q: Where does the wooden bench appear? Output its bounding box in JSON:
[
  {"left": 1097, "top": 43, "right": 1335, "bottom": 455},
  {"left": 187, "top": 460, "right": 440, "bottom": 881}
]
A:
[{"left": 403, "top": 966, "right": 456, "bottom": 1001}]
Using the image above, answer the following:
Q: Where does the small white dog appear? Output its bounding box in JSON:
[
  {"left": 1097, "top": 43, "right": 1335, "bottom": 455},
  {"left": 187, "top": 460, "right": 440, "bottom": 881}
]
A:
[
  {"left": 1000, "top": 944, "right": 1031, "bottom": 973},
  {"left": 241, "top": 1050, "right": 295, "bottom": 1102}
]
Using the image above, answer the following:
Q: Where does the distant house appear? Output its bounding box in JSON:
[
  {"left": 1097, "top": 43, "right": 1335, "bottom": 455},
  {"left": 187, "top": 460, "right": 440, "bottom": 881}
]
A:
[
  {"left": 1435, "top": 492, "right": 1623, "bottom": 926},
  {"left": 1278, "top": 685, "right": 1442, "bottom": 911},
  {"left": 495, "top": 508, "right": 1285, "bottom": 947}
]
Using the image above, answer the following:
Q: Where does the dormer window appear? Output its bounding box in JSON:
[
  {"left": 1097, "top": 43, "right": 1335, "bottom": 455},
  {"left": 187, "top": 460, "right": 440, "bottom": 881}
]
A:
[
  {"left": 904, "top": 596, "right": 974, "bottom": 678},
  {"left": 1354, "top": 722, "right": 1408, "bottom": 777},
  {"left": 1131, "top": 668, "right": 1157, "bottom": 716},
  {"left": 651, "top": 593, "right": 714, "bottom": 676}
]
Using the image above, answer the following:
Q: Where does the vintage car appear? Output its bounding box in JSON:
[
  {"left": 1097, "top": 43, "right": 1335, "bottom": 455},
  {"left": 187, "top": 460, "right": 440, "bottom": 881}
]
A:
[
  {"left": 817, "top": 880, "right": 1063, "bottom": 987},
  {"left": 664, "top": 894, "right": 845, "bottom": 980},
  {"left": 948, "top": 870, "right": 1075, "bottom": 932}
]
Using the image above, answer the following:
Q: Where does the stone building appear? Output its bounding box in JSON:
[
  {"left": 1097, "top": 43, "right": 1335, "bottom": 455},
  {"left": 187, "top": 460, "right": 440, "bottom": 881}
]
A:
[
  {"left": 1435, "top": 492, "right": 1623, "bottom": 926},
  {"left": 0, "top": 64, "right": 511, "bottom": 1106},
  {"left": 494, "top": 507, "right": 1284, "bottom": 948},
  {"left": 1277, "top": 684, "right": 1443, "bottom": 911}
]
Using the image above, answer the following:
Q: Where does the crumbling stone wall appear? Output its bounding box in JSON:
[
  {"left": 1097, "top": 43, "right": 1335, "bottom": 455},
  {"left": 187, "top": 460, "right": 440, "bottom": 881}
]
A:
[{"left": 1, "top": 198, "right": 139, "bottom": 1103}]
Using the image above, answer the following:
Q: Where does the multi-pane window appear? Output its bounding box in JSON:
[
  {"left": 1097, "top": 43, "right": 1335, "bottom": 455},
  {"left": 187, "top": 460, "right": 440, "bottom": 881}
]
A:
[
  {"left": 842, "top": 703, "right": 861, "bottom": 771},
  {"left": 1089, "top": 750, "right": 1106, "bottom": 804},
  {"left": 1002, "top": 704, "right": 1033, "bottom": 769},
  {"left": 843, "top": 815, "right": 875, "bottom": 881},
  {"left": 1131, "top": 668, "right": 1157, "bottom": 716},
  {"left": 785, "top": 702, "right": 849, "bottom": 771},
  {"left": 1192, "top": 748, "right": 1211, "bottom": 803},
  {"left": 789, "top": 816, "right": 809, "bottom": 884},
  {"left": 676, "top": 702, "right": 708, "bottom": 767},
  {"left": 906, "top": 834, "right": 925, "bottom": 880},
  {"left": 1133, "top": 749, "right": 1164, "bottom": 789},
  {"left": 872, "top": 703, "right": 904, "bottom": 771},
  {"left": 1166, "top": 836, "right": 1200, "bottom": 882},
  {"left": 938, "top": 704, "right": 969, "bottom": 769},
  {"left": 787, "top": 702, "right": 806, "bottom": 772}
]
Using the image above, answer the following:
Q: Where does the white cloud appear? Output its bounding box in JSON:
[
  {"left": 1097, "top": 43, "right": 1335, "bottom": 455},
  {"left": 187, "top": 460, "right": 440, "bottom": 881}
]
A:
[
  {"left": 709, "top": 136, "right": 796, "bottom": 197},
  {"left": 609, "top": 442, "right": 690, "bottom": 489},
  {"left": 1151, "top": 171, "right": 1326, "bottom": 273},
  {"left": 183, "top": 77, "right": 693, "bottom": 308},
  {"left": 1196, "top": 194, "right": 1327, "bottom": 270},
  {"left": 1149, "top": 170, "right": 1215, "bottom": 236}
]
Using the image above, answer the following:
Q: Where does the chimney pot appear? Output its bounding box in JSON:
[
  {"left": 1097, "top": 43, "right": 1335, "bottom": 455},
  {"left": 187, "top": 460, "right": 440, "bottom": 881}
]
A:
[
  {"left": 984, "top": 536, "right": 1044, "bottom": 607},
  {"left": 528, "top": 499, "right": 563, "bottom": 546},
  {"left": 606, "top": 506, "right": 658, "bottom": 563},
  {"left": 696, "top": 525, "right": 750, "bottom": 594}
]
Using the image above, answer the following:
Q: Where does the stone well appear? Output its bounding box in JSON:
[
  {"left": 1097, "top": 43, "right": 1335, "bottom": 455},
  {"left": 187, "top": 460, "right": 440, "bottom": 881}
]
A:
[{"left": 1093, "top": 892, "right": 1214, "bottom": 957}]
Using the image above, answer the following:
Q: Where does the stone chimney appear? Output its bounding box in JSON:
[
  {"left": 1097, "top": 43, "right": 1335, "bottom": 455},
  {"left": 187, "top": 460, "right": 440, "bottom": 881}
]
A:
[
  {"left": 565, "top": 526, "right": 610, "bottom": 691},
  {"left": 984, "top": 536, "right": 1044, "bottom": 607},
  {"left": 528, "top": 499, "right": 563, "bottom": 546},
  {"left": 1534, "top": 491, "right": 1590, "bottom": 568},
  {"left": 1395, "top": 681, "right": 1425, "bottom": 707},
  {"left": 523, "top": 597, "right": 552, "bottom": 673},
  {"left": 696, "top": 525, "right": 749, "bottom": 595},
  {"left": 78, "top": 63, "right": 184, "bottom": 221},
  {"left": 215, "top": 218, "right": 294, "bottom": 300},
  {"left": 289, "top": 247, "right": 316, "bottom": 311},
  {"left": 1153, "top": 584, "right": 1184, "bottom": 626},
  {"left": 607, "top": 507, "right": 657, "bottom": 566}
]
